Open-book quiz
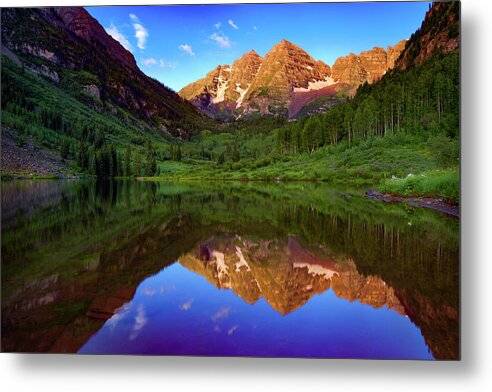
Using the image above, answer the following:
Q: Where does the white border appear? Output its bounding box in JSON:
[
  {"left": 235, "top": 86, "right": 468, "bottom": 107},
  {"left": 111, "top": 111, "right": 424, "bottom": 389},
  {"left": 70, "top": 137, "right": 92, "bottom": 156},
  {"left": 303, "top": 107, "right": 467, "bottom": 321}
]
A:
[{"left": 1, "top": 0, "right": 492, "bottom": 390}]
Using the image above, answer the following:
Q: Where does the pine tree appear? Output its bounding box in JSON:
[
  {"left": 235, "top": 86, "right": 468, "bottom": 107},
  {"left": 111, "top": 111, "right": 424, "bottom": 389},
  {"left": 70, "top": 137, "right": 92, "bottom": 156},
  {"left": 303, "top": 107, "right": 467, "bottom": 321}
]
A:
[
  {"left": 144, "top": 142, "right": 157, "bottom": 176},
  {"left": 124, "top": 146, "right": 132, "bottom": 177},
  {"left": 134, "top": 154, "right": 142, "bottom": 177},
  {"left": 232, "top": 141, "right": 240, "bottom": 162},
  {"left": 110, "top": 145, "right": 118, "bottom": 177},
  {"left": 60, "top": 139, "right": 70, "bottom": 160},
  {"left": 77, "top": 141, "right": 89, "bottom": 170},
  {"left": 217, "top": 151, "right": 225, "bottom": 165},
  {"left": 176, "top": 145, "right": 182, "bottom": 161}
]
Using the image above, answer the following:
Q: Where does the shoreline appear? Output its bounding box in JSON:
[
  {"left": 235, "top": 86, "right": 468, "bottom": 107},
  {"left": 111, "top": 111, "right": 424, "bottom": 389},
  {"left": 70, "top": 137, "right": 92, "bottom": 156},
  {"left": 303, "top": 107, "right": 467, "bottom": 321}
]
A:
[
  {"left": 365, "top": 190, "right": 459, "bottom": 218},
  {"left": 2, "top": 175, "right": 460, "bottom": 218}
]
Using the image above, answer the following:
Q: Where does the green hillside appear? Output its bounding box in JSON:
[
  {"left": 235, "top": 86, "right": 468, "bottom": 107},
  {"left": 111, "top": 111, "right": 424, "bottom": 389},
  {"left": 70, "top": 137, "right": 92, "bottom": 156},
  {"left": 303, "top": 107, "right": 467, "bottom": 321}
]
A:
[
  {"left": 1, "top": 56, "right": 171, "bottom": 177},
  {"left": 153, "top": 52, "right": 460, "bottom": 201}
]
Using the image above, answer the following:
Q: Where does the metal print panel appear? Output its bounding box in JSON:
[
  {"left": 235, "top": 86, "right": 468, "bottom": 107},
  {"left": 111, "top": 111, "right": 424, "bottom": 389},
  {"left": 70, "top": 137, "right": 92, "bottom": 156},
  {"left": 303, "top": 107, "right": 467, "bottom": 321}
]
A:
[{"left": 0, "top": 1, "right": 460, "bottom": 360}]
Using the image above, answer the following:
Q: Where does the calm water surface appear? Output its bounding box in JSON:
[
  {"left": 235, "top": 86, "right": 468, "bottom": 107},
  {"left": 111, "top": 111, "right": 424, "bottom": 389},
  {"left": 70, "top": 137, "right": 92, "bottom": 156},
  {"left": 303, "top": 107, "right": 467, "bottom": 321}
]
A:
[{"left": 1, "top": 180, "right": 459, "bottom": 359}]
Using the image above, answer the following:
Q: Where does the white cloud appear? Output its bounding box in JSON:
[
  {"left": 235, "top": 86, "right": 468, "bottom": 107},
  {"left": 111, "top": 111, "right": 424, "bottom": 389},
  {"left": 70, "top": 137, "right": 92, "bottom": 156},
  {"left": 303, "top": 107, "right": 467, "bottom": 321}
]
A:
[
  {"left": 142, "top": 287, "right": 157, "bottom": 296},
  {"left": 253, "top": 25, "right": 258, "bottom": 31},
  {"left": 134, "top": 23, "right": 148, "bottom": 49},
  {"left": 105, "top": 23, "right": 132, "bottom": 52},
  {"left": 129, "top": 14, "right": 148, "bottom": 50},
  {"left": 214, "top": 22, "right": 221, "bottom": 29},
  {"left": 142, "top": 57, "right": 157, "bottom": 66},
  {"left": 129, "top": 304, "right": 147, "bottom": 340},
  {"left": 179, "top": 43, "right": 195, "bottom": 56},
  {"left": 209, "top": 32, "right": 231, "bottom": 48},
  {"left": 142, "top": 57, "right": 177, "bottom": 69},
  {"left": 159, "top": 59, "right": 176, "bottom": 69},
  {"left": 227, "top": 325, "right": 239, "bottom": 336},
  {"left": 228, "top": 19, "right": 239, "bottom": 30},
  {"left": 106, "top": 303, "right": 131, "bottom": 331},
  {"left": 180, "top": 299, "right": 194, "bottom": 311},
  {"left": 211, "top": 306, "right": 231, "bottom": 321}
]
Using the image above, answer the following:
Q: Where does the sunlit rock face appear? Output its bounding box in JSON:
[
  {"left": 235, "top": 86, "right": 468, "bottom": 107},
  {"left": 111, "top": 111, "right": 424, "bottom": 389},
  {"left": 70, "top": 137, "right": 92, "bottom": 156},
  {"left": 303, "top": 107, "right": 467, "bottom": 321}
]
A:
[
  {"left": 179, "top": 51, "right": 263, "bottom": 118},
  {"left": 180, "top": 38, "right": 407, "bottom": 118},
  {"left": 178, "top": 64, "right": 234, "bottom": 118},
  {"left": 331, "top": 40, "right": 406, "bottom": 89},
  {"left": 386, "top": 40, "right": 407, "bottom": 69},
  {"left": 242, "top": 40, "right": 332, "bottom": 115},
  {"left": 330, "top": 54, "right": 367, "bottom": 87},
  {"left": 179, "top": 39, "right": 337, "bottom": 118},
  {"left": 226, "top": 51, "right": 263, "bottom": 105}
]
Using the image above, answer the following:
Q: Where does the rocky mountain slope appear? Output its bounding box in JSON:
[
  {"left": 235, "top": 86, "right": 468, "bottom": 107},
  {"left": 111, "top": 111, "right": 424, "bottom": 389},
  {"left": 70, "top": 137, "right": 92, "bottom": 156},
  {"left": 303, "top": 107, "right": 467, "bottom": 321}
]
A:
[
  {"left": 179, "top": 50, "right": 263, "bottom": 119},
  {"left": 179, "top": 1, "right": 459, "bottom": 121},
  {"left": 241, "top": 40, "right": 333, "bottom": 117},
  {"left": 1, "top": 128, "right": 70, "bottom": 178},
  {"left": 1, "top": 7, "right": 207, "bottom": 138},
  {"left": 331, "top": 40, "right": 406, "bottom": 86},
  {"left": 179, "top": 39, "right": 406, "bottom": 119},
  {"left": 395, "top": 1, "right": 459, "bottom": 70}
]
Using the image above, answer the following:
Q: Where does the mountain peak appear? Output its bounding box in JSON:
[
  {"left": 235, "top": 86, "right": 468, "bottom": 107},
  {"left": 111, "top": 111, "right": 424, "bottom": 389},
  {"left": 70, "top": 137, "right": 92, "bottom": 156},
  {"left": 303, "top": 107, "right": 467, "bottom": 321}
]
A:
[
  {"left": 331, "top": 41, "right": 407, "bottom": 87},
  {"left": 238, "top": 50, "right": 262, "bottom": 62},
  {"left": 52, "top": 7, "right": 137, "bottom": 70},
  {"left": 179, "top": 36, "right": 407, "bottom": 119},
  {"left": 179, "top": 48, "right": 263, "bottom": 114},
  {"left": 279, "top": 38, "right": 293, "bottom": 45},
  {"left": 244, "top": 49, "right": 260, "bottom": 57},
  {"left": 240, "top": 38, "right": 334, "bottom": 114},
  {"left": 273, "top": 39, "right": 300, "bottom": 50}
]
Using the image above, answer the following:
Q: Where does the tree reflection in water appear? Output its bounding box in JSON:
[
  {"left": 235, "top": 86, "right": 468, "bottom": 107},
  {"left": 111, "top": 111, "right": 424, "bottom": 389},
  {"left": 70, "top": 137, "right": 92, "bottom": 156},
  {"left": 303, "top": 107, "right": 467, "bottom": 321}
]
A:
[{"left": 1, "top": 180, "right": 459, "bottom": 359}]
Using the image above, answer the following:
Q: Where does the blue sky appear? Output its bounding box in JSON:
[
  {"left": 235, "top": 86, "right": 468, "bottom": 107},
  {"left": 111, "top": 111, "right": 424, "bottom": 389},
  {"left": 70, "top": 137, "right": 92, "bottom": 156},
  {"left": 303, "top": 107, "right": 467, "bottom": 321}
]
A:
[{"left": 86, "top": 2, "right": 430, "bottom": 91}]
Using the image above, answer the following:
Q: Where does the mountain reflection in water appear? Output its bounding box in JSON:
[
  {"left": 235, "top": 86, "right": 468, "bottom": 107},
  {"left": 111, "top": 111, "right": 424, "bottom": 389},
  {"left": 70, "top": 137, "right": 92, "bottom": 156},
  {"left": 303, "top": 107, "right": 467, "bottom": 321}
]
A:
[{"left": 1, "top": 180, "right": 459, "bottom": 359}]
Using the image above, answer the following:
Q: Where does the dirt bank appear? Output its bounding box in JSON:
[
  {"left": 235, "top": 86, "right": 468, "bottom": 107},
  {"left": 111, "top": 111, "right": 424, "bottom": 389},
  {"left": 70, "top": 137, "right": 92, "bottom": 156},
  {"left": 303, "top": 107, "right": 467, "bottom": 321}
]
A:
[{"left": 366, "top": 189, "right": 459, "bottom": 218}]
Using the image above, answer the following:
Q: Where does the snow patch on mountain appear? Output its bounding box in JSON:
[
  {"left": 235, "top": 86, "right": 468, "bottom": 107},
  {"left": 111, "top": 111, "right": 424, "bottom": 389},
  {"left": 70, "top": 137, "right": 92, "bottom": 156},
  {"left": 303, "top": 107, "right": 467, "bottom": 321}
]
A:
[
  {"left": 212, "top": 74, "right": 229, "bottom": 103},
  {"left": 209, "top": 66, "right": 231, "bottom": 104},
  {"left": 293, "top": 76, "right": 335, "bottom": 93},
  {"left": 235, "top": 83, "right": 250, "bottom": 108}
]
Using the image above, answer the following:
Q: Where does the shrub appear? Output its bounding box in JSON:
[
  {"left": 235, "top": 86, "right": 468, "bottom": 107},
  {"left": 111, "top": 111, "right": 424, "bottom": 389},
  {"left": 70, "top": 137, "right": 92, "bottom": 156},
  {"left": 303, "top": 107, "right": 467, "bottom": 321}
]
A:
[
  {"left": 427, "top": 135, "right": 459, "bottom": 166},
  {"left": 379, "top": 168, "right": 459, "bottom": 202}
]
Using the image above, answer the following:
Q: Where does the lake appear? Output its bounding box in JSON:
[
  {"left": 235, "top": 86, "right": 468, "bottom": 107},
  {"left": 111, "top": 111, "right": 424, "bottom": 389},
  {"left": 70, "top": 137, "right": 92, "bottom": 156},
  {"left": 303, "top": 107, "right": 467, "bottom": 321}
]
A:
[{"left": 1, "top": 180, "right": 459, "bottom": 359}]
